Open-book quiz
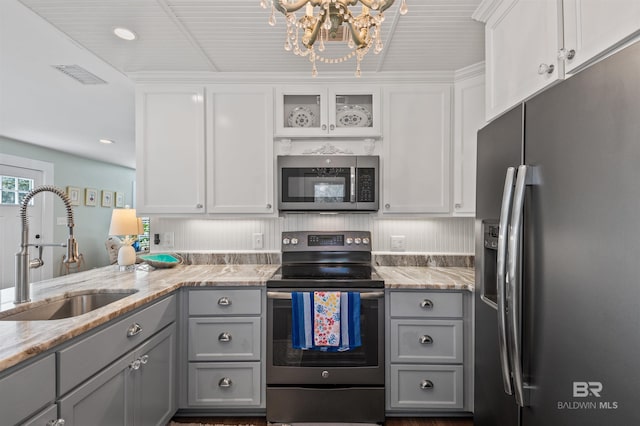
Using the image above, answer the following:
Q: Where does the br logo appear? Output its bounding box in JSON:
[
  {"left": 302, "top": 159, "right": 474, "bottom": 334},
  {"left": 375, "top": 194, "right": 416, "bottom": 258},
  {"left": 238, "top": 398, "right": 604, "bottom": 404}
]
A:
[{"left": 573, "top": 382, "right": 603, "bottom": 398}]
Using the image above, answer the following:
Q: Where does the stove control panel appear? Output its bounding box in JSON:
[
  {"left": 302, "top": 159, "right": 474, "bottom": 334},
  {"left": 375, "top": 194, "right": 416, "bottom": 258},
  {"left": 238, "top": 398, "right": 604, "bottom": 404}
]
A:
[{"left": 281, "top": 231, "right": 372, "bottom": 252}]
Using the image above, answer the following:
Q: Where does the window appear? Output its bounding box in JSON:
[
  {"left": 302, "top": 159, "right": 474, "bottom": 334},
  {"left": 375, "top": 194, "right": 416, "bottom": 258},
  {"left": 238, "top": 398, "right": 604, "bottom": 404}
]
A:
[
  {"left": 137, "top": 217, "right": 150, "bottom": 252},
  {"left": 1, "top": 175, "right": 34, "bottom": 205}
]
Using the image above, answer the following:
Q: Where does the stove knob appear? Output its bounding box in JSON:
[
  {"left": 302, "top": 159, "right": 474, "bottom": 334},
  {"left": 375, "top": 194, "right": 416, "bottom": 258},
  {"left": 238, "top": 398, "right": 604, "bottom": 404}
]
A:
[
  {"left": 363, "top": 237, "right": 370, "bottom": 245},
  {"left": 321, "top": 370, "right": 329, "bottom": 378},
  {"left": 346, "top": 238, "right": 353, "bottom": 245},
  {"left": 282, "top": 238, "right": 290, "bottom": 245},
  {"left": 291, "top": 238, "right": 298, "bottom": 245},
  {"left": 354, "top": 238, "right": 362, "bottom": 245}
]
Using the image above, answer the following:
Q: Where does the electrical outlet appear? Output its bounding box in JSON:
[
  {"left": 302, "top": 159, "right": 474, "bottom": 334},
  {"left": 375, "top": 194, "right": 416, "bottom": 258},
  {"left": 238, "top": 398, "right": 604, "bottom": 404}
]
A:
[
  {"left": 253, "top": 233, "right": 264, "bottom": 250},
  {"left": 390, "top": 235, "right": 406, "bottom": 251},
  {"left": 163, "top": 232, "right": 174, "bottom": 248}
]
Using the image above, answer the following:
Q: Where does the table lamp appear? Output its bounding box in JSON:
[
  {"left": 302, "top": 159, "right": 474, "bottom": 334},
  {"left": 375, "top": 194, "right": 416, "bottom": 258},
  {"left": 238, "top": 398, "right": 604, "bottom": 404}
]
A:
[{"left": 108, "top": 208, "right": 140, "bottom": 268}]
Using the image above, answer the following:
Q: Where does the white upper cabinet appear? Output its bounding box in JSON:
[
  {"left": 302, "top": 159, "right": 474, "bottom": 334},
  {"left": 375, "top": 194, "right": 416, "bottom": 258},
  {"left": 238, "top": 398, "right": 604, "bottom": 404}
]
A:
[
  {"left": 563, "top": 0, "right": 640, "bottom": 74},
  {"left": 453, "top": 74, "right": 485, "bottom": 216},
  {"left": 136, "top": 86, "right": 206, "bottom": 215},
  {"left": 481, "top": 0, "right": 562, "bottom": 120},
  {"left": 206, "top": 85, "right": 275, "bottom": 215},
  {"left": 275, "top": 86, "right": 381, "bottom": 137},
  {"left": 382, "top": 85, "right": 451, "bottom": 214}
]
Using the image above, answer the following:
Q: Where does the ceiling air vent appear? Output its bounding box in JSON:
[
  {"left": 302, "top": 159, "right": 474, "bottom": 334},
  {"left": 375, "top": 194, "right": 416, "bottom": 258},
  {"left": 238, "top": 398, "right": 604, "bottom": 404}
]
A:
[{"left": 51, "top": 65, "right": 107, "bottom": 85}]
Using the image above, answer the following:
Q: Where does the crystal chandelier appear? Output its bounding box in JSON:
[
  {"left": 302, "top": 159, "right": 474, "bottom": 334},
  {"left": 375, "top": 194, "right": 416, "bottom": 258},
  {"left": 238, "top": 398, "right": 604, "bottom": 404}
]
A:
[{"left": 260, "top": 0, "right": 408, "bottom": 77}]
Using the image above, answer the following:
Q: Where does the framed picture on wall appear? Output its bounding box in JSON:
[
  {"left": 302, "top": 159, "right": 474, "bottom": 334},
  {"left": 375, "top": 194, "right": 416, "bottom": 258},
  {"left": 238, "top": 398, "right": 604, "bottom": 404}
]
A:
[
  {"left": 85, "top": 188, "right": 98, "bottom": 206},
  {"left": 66, "top": 186, "right": 81, "bottom": 206},
  {"left": 115, "top": 191, "right": 125, "bottom": 208},
  {"left": 101, "top": 190, "right": 113, "bottom": 208}
]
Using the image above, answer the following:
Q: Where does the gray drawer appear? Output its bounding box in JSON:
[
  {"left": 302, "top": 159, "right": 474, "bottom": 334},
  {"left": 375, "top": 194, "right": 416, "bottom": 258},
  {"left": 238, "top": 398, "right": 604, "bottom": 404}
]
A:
[
  {"left": 0, "top": 354, "right": 55, "bottom": 426},
  {"left": 188, "top": 289, "right": 261, "bottom": 316},
  {"left": 390, "top": 291, "right": 463, "bottom": 318},
  {"left": 188, "top": 317, "right": 261, "bottom": 361},
  {"left": 188, "top": 362, "right": 261, "bottom": 407},
  {"left": 389, "top": 364, "right": 464, "bottom": 410},
  {"left": 390, "top": 319, "right": 463, "bottom": 364},
  {"left": 58, "top": 295, "right": 176, "bottom": 395},
  {"left": 23, "top": 404, "right": 58, "bottom": 426}
]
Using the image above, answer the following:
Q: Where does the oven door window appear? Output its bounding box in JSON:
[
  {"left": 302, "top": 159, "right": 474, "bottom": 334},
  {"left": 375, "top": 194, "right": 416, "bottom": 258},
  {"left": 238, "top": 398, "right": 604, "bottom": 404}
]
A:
[
  {"left": 281, "top": 167, "right": 351, "bottom": 204},
  {"left": 271, "top": 297, "right": 379, "bottom": 367}
]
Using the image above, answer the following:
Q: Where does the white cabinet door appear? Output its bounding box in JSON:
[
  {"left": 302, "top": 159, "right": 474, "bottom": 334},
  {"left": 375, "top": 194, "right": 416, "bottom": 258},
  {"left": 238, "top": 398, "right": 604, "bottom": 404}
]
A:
[
  {"left": 453, "top": 75, "right": 485, "bottom": 216},
  {"left": 382, "top": 85, "right": 451, "bottom": 214},
  {"left": 136, "top": 86, "right": 205, "bottom": 214},
  {"left": 206, "top": 85, "right": 274, "bottom": 214},
  {"left": 563, "top": 0, "right": 640, "bottom": 73},
  {"left": 275, "top": 86, "right": 380, "bottom": 137},
  {"left": 484, "top": 0, "right": 562, "bottom": 120}
]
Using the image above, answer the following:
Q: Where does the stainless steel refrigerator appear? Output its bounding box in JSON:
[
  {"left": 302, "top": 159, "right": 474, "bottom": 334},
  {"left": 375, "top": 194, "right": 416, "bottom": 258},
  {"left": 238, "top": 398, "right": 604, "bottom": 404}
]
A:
[{"left": 475, "top": 40, "right": 640, "bottom": 426}]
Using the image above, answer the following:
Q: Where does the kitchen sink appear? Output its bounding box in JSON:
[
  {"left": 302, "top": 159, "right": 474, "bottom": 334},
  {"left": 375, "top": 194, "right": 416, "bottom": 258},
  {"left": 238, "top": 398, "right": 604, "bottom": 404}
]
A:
[{"left": 0, "top": 290, "right": 139, "bottom": 321}]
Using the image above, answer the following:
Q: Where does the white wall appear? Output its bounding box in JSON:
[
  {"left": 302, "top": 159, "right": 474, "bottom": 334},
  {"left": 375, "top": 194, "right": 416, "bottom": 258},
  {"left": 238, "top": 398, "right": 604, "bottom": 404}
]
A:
[{"left": 150, "top": 215, "right": 474, "bottom": 254}]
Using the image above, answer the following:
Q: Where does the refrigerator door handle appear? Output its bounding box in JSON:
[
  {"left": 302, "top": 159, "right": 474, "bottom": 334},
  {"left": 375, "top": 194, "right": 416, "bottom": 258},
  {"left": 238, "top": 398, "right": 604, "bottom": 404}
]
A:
[
  {"left": 507, "top": 164, "right": 529, "bottom": 407},
  {"left": 495, "top": 167, "right": 516, "bottom": 396}
]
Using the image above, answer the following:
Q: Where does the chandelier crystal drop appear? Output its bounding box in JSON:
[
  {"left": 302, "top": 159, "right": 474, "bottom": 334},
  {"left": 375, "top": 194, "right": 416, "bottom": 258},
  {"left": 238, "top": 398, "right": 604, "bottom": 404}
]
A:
[{"left": 261, "top": 0, "right": 408, "bottom": 77}]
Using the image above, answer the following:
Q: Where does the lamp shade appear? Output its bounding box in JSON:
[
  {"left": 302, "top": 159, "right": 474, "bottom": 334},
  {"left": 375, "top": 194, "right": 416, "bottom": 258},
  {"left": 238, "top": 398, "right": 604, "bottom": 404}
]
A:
[{"left": 109, "top": 208, "right": 139, "bottom": 236}]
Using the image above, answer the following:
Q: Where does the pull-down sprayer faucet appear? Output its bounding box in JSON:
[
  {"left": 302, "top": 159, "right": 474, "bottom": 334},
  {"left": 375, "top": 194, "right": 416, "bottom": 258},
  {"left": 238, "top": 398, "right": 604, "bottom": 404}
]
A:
[{"left": 15, "top": 185, "right": 79, "bottom": 304}]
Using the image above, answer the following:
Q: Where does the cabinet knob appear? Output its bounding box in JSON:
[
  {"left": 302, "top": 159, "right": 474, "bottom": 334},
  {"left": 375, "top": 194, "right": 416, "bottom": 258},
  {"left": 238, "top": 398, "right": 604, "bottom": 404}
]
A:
[
  {"left": 558, "top": 48, "right": 576, "bottom": 61},
  {"left": 266, "top": 203, "right": 272, "bottom": 209},
  {"left": 321, "top": 124, "right": 327, "bottom": 130},
  {"left": 420, "top": 379, "right": 434, "bottom": 390},
  {"left": 218, "top": 332, "right": 232, "bottom": 342},
  {"left": 196, "top": 203, "right": 203, "bottom": 209},
  {"left": 127, "top": 322, "right": 142, "bottom": 337},
  {"left": 420, "top": 299, "right": 434, "bottom": 309},
  {"left": 218, "top": 377, "right": 233, "bottom": 388},
  {"left": 47, "top": 420, "right": 66, "bottom": 426},
  {"left": 217, "top": 297, "right": 232, "bottom": 306},
  {"left": 139, "top": 354, "right": 149, "bottom": 365},
  {"left": 129, "top": 359, "right": 141, "bottom": 370},
  {"left": 419, "top": 335, "right": 433, "bottom": 345},
  {"left": 329, "top": 124, "right": 335, "bottom": 131},
  {"left": 385, "top": 203, "right": 390, "bottom": 209},
  {"left": 537, "top": 63, "right": 555, "bottom": 75}
]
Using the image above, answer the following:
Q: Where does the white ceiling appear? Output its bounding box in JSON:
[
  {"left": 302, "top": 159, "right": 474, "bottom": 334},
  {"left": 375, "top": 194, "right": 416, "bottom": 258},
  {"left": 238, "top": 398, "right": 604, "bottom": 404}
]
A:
[{"left": 0, "top": 0, "right": 485, "bottom": 169}]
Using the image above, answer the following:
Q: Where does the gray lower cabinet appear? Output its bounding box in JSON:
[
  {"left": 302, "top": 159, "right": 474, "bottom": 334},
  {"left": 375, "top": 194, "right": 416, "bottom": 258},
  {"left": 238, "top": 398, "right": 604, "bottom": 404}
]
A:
[
  {"left": 185, "top": 288, "right": 263, "bottom": 410},
  {"left": 386, "top": 290, "right": 468, "bottom": 413},
  {"left": 59, "top": 322, "right": 176, "bottom": 425},
  {"left": 0, "top": 354, "right": 57, "bottom": 425}
]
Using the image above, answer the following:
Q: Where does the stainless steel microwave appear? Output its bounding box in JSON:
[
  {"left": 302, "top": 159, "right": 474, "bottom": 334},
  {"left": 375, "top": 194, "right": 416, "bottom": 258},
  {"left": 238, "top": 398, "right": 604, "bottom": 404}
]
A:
[{"left": 277, "top": 155, "right": 379, "bottom": 212}]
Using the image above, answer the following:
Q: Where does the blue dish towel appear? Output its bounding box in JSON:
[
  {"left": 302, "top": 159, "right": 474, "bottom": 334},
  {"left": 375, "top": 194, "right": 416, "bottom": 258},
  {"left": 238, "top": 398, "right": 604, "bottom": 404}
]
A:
[{"left": 291, "top": 291, "right": 361, "bottom": 352}]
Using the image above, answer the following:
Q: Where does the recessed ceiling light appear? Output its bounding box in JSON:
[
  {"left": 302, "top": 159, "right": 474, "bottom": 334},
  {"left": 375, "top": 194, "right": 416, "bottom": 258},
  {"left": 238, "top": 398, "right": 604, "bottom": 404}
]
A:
[
  {"left": 113, "top": 27, "right": 137, "bottom": 41},
  {"left": 99, "top": 139, "right": 115, "bottom": 144}
]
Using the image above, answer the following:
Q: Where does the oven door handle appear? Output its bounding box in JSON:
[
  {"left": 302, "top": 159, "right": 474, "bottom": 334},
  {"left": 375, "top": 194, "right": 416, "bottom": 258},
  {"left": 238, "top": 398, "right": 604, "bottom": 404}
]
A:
[{"left": 267, "top": 291, "right": 384, "bottom": 300}]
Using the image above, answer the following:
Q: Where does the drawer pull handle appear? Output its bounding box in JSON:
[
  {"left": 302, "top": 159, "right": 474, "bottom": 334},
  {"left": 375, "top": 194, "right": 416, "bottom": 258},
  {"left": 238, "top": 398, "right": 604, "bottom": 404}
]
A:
[
  {"left": 217, "top": 297, "right": 232, "bottom": 306},
  {"left": 47, "top": 420, "right": 66, "bottom": 426},
  {"left": 218, "top": 377, "right": 233, "bottom": 388},
  {"left": 218, "top": 332, "right": 232, "bottom": 342},
  {"left": 420, "top": 299, "right": 434, "bottom": 309},
  {"left": 420, "top": 379, "right": 434, "bottom": 390},
  {"left": 139, "top": 354, "right": 149, "bottom": 365},
  {"left": 127, "top": 323, "right": 142, "bottom": 337},
  {"left": 129, "top": 359, "right": 141, "bottom": 370},
  {"left": 419, "top": 335, "right": 433, "bottom": 344}
]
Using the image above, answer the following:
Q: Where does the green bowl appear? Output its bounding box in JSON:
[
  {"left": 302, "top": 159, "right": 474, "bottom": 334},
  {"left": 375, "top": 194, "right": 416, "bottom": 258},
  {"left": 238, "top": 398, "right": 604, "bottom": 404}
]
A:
[{"left": 138, "top": 253, "right": 182, "bottom": 268}]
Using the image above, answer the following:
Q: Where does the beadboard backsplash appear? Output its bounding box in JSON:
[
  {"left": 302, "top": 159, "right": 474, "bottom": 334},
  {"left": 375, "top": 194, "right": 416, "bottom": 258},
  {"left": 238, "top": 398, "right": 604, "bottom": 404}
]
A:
[{"left": 150, "top": 215, "right": 474, "bottom": 254}]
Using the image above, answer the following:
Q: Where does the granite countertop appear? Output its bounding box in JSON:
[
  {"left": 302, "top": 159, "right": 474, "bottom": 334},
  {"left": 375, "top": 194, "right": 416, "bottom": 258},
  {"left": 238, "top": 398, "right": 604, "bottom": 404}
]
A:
[
  {"left": 0, "top": 262, "right": 474, "bottom": 373},
  {"left": 375, "top": 266, "right": 474, "bottom": 291},
  {"left": 0, "top": 264, "right": 278, "bottom": 372}
]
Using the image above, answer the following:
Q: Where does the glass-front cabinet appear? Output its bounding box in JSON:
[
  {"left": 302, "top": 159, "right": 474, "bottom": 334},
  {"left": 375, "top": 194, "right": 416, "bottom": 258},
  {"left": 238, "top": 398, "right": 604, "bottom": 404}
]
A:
[{"left": 275, "top": 86, "right": 381, "bottom": 137}]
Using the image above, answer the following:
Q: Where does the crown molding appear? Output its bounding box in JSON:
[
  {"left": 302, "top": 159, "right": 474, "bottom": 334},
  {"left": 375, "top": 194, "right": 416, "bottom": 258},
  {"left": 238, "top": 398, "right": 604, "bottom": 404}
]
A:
[
  {"left": 472, "top": 0, "right": 506, "bottom": 23},
  {"left": 454, "top": 62, "right": 486, "bottom": 82}
]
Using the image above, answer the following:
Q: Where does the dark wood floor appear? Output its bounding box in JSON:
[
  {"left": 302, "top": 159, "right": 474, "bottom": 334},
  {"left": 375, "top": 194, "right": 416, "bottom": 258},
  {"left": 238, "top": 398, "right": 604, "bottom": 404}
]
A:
[{"left": 170, "top": 417, "right": 473, "bottom": 426}]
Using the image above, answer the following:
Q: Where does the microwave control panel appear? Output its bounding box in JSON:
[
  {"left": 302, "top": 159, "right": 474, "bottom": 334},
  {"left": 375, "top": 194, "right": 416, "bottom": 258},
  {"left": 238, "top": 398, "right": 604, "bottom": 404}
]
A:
[{"left": 357, "top": 168, "right": 376, "bottom": 202}]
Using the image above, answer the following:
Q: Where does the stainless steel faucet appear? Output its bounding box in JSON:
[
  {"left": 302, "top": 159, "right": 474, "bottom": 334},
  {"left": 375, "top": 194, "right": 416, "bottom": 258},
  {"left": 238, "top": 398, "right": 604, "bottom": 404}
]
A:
[{"left": 15, "top": 185, "right": 79, "bottom": 304}]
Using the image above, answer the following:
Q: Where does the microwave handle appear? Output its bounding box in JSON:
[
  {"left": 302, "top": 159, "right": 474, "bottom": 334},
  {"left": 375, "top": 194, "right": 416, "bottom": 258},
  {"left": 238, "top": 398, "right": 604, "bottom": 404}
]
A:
[{"left": 350, "top": 166, "right": 356, "bottom": 203}]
